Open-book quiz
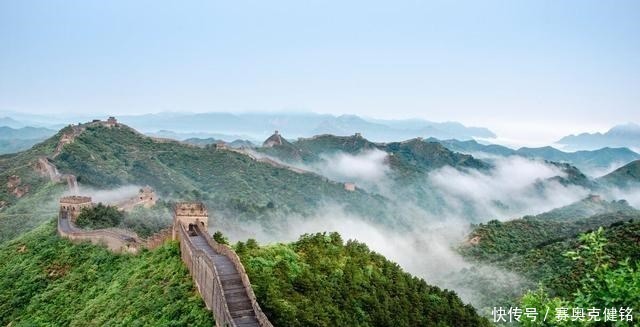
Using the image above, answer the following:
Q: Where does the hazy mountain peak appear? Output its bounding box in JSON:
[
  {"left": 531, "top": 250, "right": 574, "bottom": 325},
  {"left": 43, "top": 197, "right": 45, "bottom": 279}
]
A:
[
  {"left": 608, "top": 122, "right": 640, "bottom": 135},
  {"left": 556, "top": 123, "right": 640, "bottom": 151},
  {"left": 0, "top": 116, "right": 24, "bottom": 129}
]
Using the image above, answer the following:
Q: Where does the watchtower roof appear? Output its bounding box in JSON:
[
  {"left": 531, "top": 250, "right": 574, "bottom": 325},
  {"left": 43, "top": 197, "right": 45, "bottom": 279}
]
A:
[{"left": 174, "top": 202, "right": 208, "bottom": 216}]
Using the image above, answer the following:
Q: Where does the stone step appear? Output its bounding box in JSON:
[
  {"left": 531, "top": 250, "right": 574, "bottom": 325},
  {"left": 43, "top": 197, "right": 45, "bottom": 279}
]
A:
[
  {"left": 186, "top": 229, "right": 265, "bottom": 326},
  {"left": 228, "top": 300, "right": 253, "bottom": 312},
  {"left": 230, "top": 308, "right": 257, "bottom": 318}
]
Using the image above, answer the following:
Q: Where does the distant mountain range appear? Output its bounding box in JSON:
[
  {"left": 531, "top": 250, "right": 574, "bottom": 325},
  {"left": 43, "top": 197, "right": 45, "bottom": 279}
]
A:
[
  {"left": 434, "top": 138, "right": 640, "bottom": 177},
  {"left": 556, "top": 123, "right": 640, "bottom": 151},
  {"left": 0, "top": 117, "right": 24, "bottom": 129},
  {"left": 182, "top": 138, "right": 255, "bottom": 148},
  {"left": 146, "top": 129, "right": 258, "bottom": 142},
  {"left": 0, "top": 126, "right": 56, "bottom": 140},
  {"left": 0, "top": 126, "right": 57, "bottom": 154},
  {"left": 115, "top": 112, "right": 496, "bottom": 142},
  {"left": 0, "top": 111, "right": 496, "bottom": 142}
]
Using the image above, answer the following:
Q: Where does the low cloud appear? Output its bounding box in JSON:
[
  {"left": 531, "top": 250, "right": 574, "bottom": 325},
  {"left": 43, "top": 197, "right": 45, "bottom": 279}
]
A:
[
  {"left": 427, "top": 156, "right": 590, "bottom": 220},
  {"left": 213, "top": 154, "right": 603, "bottom": 310},
  {"left": 315, "top": 149, "right": 390, "bottom": 184},
  {"left": 602, "top": 186, "right": 640, "bottom": 208},
  {"left": 245, "top": 148, "right": 391, "bottom": 192},
  {"left": 65, "top": 185, "right": 142, "bottom": 204},
  {"left": 582, "top": 161, "right": 629, "bottom": 178},
  {"left": 217, "top": 204, "right": 528, "bottom": 310}
]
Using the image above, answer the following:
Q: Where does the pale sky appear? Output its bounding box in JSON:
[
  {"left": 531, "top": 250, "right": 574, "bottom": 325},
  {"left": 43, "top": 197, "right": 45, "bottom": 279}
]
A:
[{"left": 1, "top": 1, "right": 638, "bottom": 144}]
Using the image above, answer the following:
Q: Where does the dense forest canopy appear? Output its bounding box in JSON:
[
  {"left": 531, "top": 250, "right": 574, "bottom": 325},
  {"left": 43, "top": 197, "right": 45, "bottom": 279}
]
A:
[{"left": 235, "top": 232, "right": 490, "bottom": 327}]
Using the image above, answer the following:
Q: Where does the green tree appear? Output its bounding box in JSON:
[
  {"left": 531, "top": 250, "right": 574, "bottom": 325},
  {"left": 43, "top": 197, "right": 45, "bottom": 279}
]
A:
[
  {"left": 75, "top": 203, "right": 124, "bottom": 229},
  {"left": 519, "top": 228, "right": 639, "bottom": 326},
  {"left": 212, "top": 231, "right": 229, "bottom": 245}
]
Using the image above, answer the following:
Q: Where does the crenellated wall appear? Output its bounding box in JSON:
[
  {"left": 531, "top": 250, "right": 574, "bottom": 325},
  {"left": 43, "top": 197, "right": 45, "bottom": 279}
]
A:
[
  {"left": 57, "top": 210, "right": 172, "bottom": 253},
  {"left": 57, "top": 213, "right": 141, "bottom": 253},
  {"left": 194, "top": 226, "right": 273, "bottom": 327},
  {"left": 177, "top": 224, "right": 236, "bottom": 326}
]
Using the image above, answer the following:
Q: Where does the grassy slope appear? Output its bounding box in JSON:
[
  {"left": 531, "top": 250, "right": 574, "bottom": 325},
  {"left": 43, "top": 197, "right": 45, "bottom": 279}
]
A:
[
  {"left": 237, "top": 232, "right": 490, "bottom": 327},
  {"left": 0, "top": 182, "right": 65, "bottom": 243},
  {"left": 1, "top": 124, "right": 399, "bottom": 245},
  {"left": 0, "top": 220, "right": 214, "bottom": 326},
  {"left": 0, "top": 127, "right": 69, "bottom": 243},
  {"left": 0, "top": 126, "right": 62, "bottom": 206}
]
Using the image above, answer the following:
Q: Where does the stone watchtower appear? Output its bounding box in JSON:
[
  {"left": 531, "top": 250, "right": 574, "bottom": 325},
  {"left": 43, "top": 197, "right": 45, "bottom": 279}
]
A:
[
  {"left": 105, "top": 116, "right": 118, "bottom": 127},
  {"left": 172, "top": 202, "right": 209, "bottom": 240},
  {"left": 59, "top": 195, "right": 93, "bottom": 222}
]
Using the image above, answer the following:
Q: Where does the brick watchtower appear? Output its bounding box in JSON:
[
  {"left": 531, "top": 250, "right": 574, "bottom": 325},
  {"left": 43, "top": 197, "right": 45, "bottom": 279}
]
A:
[
  {"left": 59, "top": 195, "right": 93, "bottom": 222},
  {"left": 172, "top": 202, "right": 209, "bottom": 240}
]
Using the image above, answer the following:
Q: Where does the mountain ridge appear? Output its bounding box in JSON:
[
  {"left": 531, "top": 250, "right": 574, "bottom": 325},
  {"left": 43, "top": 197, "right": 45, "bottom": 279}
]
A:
[
  {"left": 434, "top": 138, "right": 640, "bottom": 176},
  {"left": 556, "top": 123, "right": 640, "bottom": 151},
  {"left": 107, "top": 112, "right": 497, "bottom": 142},
  {"left": 597, "top": 160, "right": 640, "bottom": 188}
]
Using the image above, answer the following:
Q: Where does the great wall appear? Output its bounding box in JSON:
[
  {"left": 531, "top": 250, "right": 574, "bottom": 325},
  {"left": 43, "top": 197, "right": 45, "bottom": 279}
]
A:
[
  {"left": 50, "top": 118, "right": 273, "bottom": 326},
  {"left": 58, "top": 196, "right": 273, "bottom": 327}
]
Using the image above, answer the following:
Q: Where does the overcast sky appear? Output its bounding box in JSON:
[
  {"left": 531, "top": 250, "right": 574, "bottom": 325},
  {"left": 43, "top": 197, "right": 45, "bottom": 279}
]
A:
[{"left": 1, "top": 1, "right": 638, "bottom": 145}]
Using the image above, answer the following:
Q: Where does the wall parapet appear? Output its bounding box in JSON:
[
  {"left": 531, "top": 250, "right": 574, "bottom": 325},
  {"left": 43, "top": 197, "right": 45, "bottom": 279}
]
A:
[
  {"left": 57, "top": 215, "right": 172, "bottom": 253},
  {"left": 57, "top": 215, "right": 141, "bottom": 253},
  {"left": 178, "top": 223, "right": 236, "bottom": 326},
  {"left": 196, "top": 226, "right": 273, "bottom": 327}
]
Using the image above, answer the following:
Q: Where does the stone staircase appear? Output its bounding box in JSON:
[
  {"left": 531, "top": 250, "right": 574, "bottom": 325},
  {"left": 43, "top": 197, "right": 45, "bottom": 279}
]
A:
[{"left": 190, "top": 234, "right": 260, "bottom": 327}]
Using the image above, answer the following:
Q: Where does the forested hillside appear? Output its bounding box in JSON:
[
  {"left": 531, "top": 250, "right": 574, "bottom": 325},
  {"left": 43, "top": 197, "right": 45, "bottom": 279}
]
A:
[
  {"left": 236, "top": 232, "right": 490, "bottom": 327},
  {"left": 460, "top": 198, "right": 640, "bottom": 298}
]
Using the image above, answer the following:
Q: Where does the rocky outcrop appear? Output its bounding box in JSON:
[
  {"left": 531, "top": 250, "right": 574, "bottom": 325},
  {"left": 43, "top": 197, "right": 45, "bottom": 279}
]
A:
[{"left": 7, "top": 175, "right": 29, "bottom": 198}]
